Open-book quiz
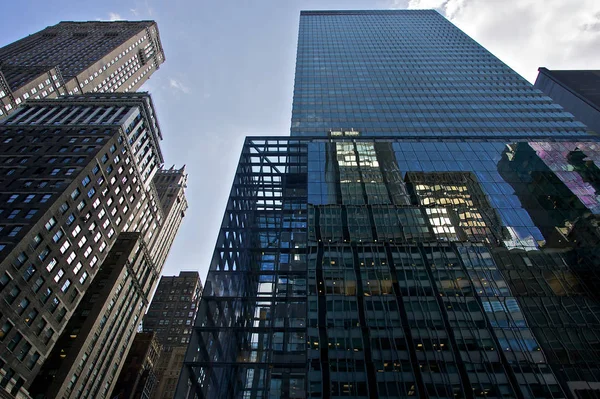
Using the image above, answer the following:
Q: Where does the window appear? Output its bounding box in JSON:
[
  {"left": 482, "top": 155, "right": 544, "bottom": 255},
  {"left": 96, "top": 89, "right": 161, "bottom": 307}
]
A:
[
  {"left": 46, "top": 258, "right": 57, "bottom": 272},
  {"left": 50, "top": 168, "right": 60, "bottom": 176},
  {"left": 31, "top": 235, "right": 42, "bottom": 250},
  {"left": 66, "top": 252, "right": 76, "bottom": 264},
  {"left": 6, "top": 286, "right": 21, "bottom": 304},
  {"left": 70, "top": 188, "right": 80, "bottom": 200},
  {"left": 25, "top": 309, "right": 38, "bottom": 326},
  {"left": 49, "top": 297, "right": 60, "bottom": 314},
  {"left": 0, "top": 273, "right": 11, "bottom": 292},
  {"left": 59, "top": 241, "right": 70, "bottom": 254},
  {"left": 0, "top": 321, "right": 13, "bottom": 341},
  {"left": 92, "top": 198, "right": 100, "bottom": 209},
  {"left": 17, "top": 341, "right": 32, "bottom": 362},
  {"left": 66, "top": 213, "right": 75, "bottom": 226},
  {"left": 24, "top": 195, "right": 35, "bottom": 203},
  {"left": 72, "top": 225, "right": 81, "bottom": 237},
  {"left": 99, "top": 242, "right": 107, "bottom": 252},
  {"left": 7, "top": 209, "right": 20, "bottom": 219},
  {"left": 92, "top": 164, "right": 100, "bottom": 174},
  {"left": 79, "top": 272, "right": 88, "bottom": 285},
  {"left": 7, "top": 194, "right": 19, "bottom": 204},
  {"left": 38, "top": 247, "right": 50, "bottom": 261},
  {"left": 101, "top": 154, "right": 109, "bottom": 163},
  {"left": 24, "top": 209, "right": 38, "bottom": 219},
  {"left": 84, "top": 246, "right": 92, "bottom": 258},
  {"left": 17, "top": 298, "right": 30, "bottom": 315},
  {"left": 32, "top": 277, "right": 44, "bottom": 293},
  {"left": 26, "top": 352, "right": 40, "bottom": 370},
  {"left": 59, "top": 202, "right": 69, "bottom": 214},
  {"left": 81, "top": 176, "right": 90, "bottom": 187},
  {"left": 87, "top": 188, "right": 96, "bottom": 198},
  {"left": 52, "top": 230, "right": 63, "bottom": 243},
  {"left": 73, "top": 262, "right": 82, "bottom": 275},
  {"left": 40, "top": 194, "right": 52, "bottom": 203},
  {"left": 15, "top": 252, "right": 28, "bottom": 267},
  {"left": 8, "top": 226, "right": 22, "bottom": 237},
  {"left": 22, "top": 265, "right": 36, "bottom": 282},
  {"left": 61, "top": 280, "right": 71, "bottom": 293},
  {"left": 54, "top": 269, "right": 64, "bottom": 283},
  {"left": 78, "top": 236, "right": 87, "bottom": 248},
  {"left": 77, "top": 200, "right": 86, "bottom": 211},
  {"left": 7, "top": 332, "right": 22, "bottom": 351},
  {"left": 45, "top": 217, "right": 57, "bottom": 230}
]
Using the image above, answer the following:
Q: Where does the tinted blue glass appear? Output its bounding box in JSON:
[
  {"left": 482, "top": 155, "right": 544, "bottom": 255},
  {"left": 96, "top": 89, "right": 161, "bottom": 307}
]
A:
[{"left": 291, "top": 10, "right": 587, "bottom": 138}]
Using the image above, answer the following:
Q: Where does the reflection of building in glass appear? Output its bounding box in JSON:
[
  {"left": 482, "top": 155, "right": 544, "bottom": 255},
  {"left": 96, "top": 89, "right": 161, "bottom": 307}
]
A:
[
  {"left": 179, "top": 9, "right": 600, "bottom": 399},
  {"left": 406, "top": 171, "right": 507, "bottom": 244},
  {"left": 499, "top": 142, "right": 600, "bottom": 248}
]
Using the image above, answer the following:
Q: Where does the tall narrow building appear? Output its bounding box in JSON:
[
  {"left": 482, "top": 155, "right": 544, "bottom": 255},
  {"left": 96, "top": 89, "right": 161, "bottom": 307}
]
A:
[
  {"left": 30, "top": 232, "right": 161, "bottom": 398},
  {"left": 178, "top": 10, "right": 600, "bottom": 399},
  {"left": 0, "top": 20, "right": 165, "bottom": 118},
  {"left": 534, "top": 68, "right": 600, "bottom": 136},
  {"left": 142, "top": 272, "right": 202, "bottom": 399},
  {"left": 0, "top": 93, "right": 176, "bottom": 398}
]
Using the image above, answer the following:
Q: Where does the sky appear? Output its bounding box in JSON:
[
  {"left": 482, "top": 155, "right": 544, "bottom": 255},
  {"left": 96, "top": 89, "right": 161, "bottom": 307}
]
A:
[{"left": 2, "top": 0, "right": 600, "bottom": 283}]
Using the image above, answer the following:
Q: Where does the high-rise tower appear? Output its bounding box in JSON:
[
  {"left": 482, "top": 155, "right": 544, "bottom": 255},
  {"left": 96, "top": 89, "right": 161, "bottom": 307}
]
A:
[
  {"left": 178, "top": 10, "right": 600, "bottom": 399},
  {"left": 0, "top": 93, "right": 180, "bottom": 398},
  {"left": 142, "top": 271, "right": 202, "bottom": 399},
  {"left": 291, "top": 11, "right": 584, "bottom": 138},
  {"left": 0, "top": 21, "right": 165, "bottom": 118}
]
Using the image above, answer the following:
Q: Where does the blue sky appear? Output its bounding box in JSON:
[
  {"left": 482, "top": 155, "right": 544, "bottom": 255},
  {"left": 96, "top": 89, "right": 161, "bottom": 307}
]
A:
[{"left": 2, "top": 0, "right": 600, "bottom": 282}]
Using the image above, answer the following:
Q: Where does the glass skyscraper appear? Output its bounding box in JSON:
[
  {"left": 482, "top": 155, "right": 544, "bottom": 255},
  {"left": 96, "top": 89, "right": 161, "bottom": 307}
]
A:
[{"left": 178, "top": 10, "right": 600, "bottom": 399}]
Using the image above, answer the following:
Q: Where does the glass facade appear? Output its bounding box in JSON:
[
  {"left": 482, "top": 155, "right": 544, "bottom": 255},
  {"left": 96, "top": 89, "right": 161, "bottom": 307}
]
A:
[
  {"left": 179, "top": 136, "right": 600, "bottom": 399},
  {"left": 291, "top": 10, "right": 586, "bottom": 138},
  {"left": 178, "top": 9, "right": 600, "bottom": 399}
]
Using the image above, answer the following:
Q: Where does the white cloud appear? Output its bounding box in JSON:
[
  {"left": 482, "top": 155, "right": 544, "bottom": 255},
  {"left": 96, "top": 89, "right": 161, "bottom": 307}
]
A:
[
  {"left": 108, "top": 12, "right": 123, "bottom": 21},
  {"left": 169, "top": 78, "right": 191, "bottom": 94},
  {"left": 389, "top": 0, "right": 600, "bottom": 83}
]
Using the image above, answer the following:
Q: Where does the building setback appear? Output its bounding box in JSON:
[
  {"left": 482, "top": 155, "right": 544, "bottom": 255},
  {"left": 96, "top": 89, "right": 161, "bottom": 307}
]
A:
[
  {"left": 0, "top": 21, "right": 165, "bottom": 118},
  {"left": 534, "top": 68, "right": 600, "bottom": 136},
  {"left": 177, "top": 10, "right": 600, "bottom": 399},
  {"left": 151, "top": 166, "right": 189, "bottom": 270},
  {"left": 143, "top": 272, "right": 202, "bottom": 399},
  {"left": 0, "top": 93, "right": 185, "bottom": 398}
]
